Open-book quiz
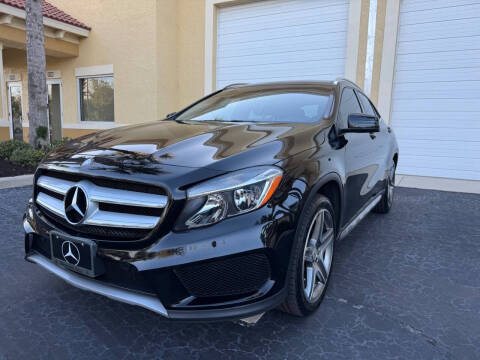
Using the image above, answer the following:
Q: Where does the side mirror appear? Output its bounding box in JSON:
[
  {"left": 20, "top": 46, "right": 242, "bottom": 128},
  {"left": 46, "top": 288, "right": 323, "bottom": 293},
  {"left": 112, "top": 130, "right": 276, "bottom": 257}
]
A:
[
  {"left": 342, "top": 114, "right": 379, "bottom": 134},
  {"left": 166, "top": 112, "right": 177, "bottom": 119}
]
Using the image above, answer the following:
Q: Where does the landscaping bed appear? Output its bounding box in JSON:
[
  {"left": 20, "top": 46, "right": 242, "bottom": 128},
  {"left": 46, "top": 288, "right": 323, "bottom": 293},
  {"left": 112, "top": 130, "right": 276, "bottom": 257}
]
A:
[
  {"left": 0, "top": 139, "right": 69, "bottom": 178},
  {"left": 0, "top": 158, "right": 34, "bottom": 177}
]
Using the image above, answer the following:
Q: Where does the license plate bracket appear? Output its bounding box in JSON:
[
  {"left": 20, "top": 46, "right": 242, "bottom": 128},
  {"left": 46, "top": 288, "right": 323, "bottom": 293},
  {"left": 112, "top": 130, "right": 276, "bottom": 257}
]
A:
[{"left": 50, "top": 231, "right": 104, "bottom": 277}]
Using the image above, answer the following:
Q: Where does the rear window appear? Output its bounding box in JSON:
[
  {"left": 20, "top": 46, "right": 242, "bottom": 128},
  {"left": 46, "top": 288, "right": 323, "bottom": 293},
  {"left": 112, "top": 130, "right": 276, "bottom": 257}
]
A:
[{"left": 176, "top": 89, "right": 333, "bottom": 124}]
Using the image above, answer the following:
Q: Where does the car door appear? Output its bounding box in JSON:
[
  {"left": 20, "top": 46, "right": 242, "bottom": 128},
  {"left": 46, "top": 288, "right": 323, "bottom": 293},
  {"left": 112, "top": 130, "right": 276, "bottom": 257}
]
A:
[
  {"left": 356, "top": 90, "right": 393, "bottom": 195},
  {"left": 338, "top": 88, "right": 381, "bottom": 223}
]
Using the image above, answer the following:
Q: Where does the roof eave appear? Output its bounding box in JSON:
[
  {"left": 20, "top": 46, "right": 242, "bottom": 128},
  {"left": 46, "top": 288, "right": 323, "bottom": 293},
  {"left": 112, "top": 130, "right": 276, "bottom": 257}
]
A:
[{"left": 0, "top": 3, "right": 89, "bottom": 38}]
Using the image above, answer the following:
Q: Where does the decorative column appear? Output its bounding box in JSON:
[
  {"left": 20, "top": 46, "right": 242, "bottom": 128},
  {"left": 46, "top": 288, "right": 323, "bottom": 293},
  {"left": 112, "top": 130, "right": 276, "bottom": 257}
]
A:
[{"left": 0, "top": 42, "right": 8, "bottom": 133}]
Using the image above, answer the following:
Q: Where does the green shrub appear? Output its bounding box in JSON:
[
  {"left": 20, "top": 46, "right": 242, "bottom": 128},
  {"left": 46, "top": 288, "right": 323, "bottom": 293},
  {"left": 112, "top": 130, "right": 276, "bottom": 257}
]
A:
[
  {"left": 0, "top": 140, "right": 31, "bottom": 160},
  {"left": 36, "top": 126, "right": 48, "bottom": 140},
  {"left": 9, "top": 147, "right": 45, "bottom": 168},
  {"left": 0, "top": 137, "right": 71, "bottom": 168}
]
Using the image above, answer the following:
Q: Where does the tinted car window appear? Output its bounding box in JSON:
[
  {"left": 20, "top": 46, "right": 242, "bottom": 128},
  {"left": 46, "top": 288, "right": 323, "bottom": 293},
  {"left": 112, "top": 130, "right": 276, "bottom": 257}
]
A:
[
  {"left": 356, "top": 92, "right": 377, "bottom": 116},
  {"left": 176, "top": 90, "right": 332, "bottom": 123},
  {"left": 338, "top": 88, "right": 362, "bottom": 128}
]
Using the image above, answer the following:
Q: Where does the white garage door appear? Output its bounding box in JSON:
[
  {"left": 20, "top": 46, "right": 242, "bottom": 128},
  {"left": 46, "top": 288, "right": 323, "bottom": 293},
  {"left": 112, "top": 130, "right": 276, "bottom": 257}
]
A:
[
  {"left": 216, "top": 0, "right": 349, "bottom": 89},
  {"left": 391, "top": 0, "right": 480, "bottom": 180}
]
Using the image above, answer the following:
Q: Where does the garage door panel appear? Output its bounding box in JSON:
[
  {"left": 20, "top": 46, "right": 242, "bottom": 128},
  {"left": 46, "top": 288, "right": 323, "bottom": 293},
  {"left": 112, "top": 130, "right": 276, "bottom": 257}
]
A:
[
  {"left": 395, "top": 50, "right": 480, "bottom": 72},
  {"left": 398, "top": 18, "right": 480, "bottom": 41},
  {"left": 390, "top": 118, "right": 480, "bottom": 129},
  {"left": 218, "top": 6, "right": 347, "bottom": 32},
  {"left": 217, "top": 66, "right": 345, "bottom": 82},
  {"left": 392, "top": 80, "right": 480, "bottom": 99},
  {"left": 391, "top": 110, "right": 480, "bottom": 122},
  {"left": 392, "top": 89, "right": 478, "bottom": 100},
  {"left": 401, "top": 0, "right": 480, "bottom": 12},
  {"left": 391, "top": 99, "right": 479, "bottom": 112},
  {"left": 396, "top": 35, "right": 480, "bottom": 55},
  {"left": 399, "top": 4, "right": 480, "bottom": 26},
  {"left": 218, "top": 34, "right": 346, "bottom": 58},
  {"left": 217, "top": 61, "right": 344, "bottom": 80},
  {"left": 394, "top": 127, "right": 480, "bottom": 142},
  {"left": 399, "top": 145, "right": 479, "bottom": 159},
  {"left": 217, "top": 57, "right": 344, "bottom": 72},
  {"left": 216, "top": 0, "right": 348, "bottom": 88},
  {"left": 398, "top": 139, "right": 480, "bottom": 153},
  {"left": 218, "top": 14, "right": 347, "bottom": 35},
  {"left": 218, "top": 21, "right": 347, "bottom": 45},
  {"left": 217, "top": 47, "right": 346, "bottom": 68},
  {"left": 397, "top": 155, "right": 480, "bottom": 176},
  {"left": 396, "top": 165, "right": 480, "bottom": 180},
  {"left": 218, "top": 0, "right": 348, "bottom": 22},
  {"left": 218, "top": 44, "right": 346, "bottom": 60},
  {"left": 400, "top": 155, "right": 480, "bottom": 170},
  {"left": 394, "top": 67, "right": 480, "bottom": 83}
]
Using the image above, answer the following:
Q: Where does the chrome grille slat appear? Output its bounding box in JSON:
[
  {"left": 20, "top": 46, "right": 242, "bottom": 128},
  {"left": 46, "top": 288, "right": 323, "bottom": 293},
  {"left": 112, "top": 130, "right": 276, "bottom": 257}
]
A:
[
  {"left": 36, "top": 192, "right": 65, "bottom": 217},
  {"left": 37, "top": 175, "right": 167, "bottom": 209},
  {"left": 37, "top": 176, "right": 74, "bottom": 195},
  {"left": 35, "top": 173, "right": 169, "bottom": 235},
  {"left": 88, "top": 186, "right": 167, "bottom": 208},
  {"left": 83, "top": 210, "right": 159, "bottom": 229}
]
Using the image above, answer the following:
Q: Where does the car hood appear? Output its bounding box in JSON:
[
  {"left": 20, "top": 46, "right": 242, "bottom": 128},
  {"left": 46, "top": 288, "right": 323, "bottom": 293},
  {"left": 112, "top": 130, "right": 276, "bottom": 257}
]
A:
[{"left": 46, "top": 120, "right": 327, "bottom": 172}]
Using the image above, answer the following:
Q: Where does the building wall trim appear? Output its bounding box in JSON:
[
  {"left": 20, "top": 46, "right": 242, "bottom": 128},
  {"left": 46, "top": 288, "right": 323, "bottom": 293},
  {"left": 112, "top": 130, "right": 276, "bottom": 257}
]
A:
[{"left": 377, "top": 0, "right": 400, "bottom": 124}]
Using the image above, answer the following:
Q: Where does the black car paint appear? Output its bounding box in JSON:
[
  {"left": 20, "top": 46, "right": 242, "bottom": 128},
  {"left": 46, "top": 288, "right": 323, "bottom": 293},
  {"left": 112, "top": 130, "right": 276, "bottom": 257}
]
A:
[{"left": 24, "top": 80, "right": 398, "bottom": 320}]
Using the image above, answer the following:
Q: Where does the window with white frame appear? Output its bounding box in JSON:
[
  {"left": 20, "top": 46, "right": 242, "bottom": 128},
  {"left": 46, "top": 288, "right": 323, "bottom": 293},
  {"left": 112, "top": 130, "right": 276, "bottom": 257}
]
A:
[{"left": 78, "top": 75, "right": 114, "bottom": 122}]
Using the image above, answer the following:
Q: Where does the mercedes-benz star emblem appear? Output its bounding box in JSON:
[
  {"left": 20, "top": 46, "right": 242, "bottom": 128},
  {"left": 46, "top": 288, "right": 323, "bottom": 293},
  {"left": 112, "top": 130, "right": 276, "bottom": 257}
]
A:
[
  {"left": 61, "top": 240, "right": 81, "bottom": 266},
  {"left": 64, "top": 186, "right": 88, "bottom": 224}
]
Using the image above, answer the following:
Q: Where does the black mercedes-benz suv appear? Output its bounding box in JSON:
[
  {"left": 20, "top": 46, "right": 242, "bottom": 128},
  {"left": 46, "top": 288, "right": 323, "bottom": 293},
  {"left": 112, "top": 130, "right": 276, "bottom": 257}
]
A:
[{"left": 24, "top": 79, "right": 398, "bottom": 320}]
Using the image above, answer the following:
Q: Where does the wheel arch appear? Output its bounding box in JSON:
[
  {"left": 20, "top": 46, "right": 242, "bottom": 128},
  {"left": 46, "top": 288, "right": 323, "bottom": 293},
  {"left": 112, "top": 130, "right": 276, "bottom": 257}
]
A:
[{"left": 307, "top": 172, "right": 344, "bottom": 233}]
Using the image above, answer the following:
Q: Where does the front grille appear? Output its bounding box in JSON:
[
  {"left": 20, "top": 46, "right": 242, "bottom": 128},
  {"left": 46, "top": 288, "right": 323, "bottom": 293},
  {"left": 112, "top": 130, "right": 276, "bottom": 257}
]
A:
[
  {"left": 34, "top": 170, "right": 169, "bottom": 241},
  {"left": 174, "top": 253, "right": 271, "bottom": 297}
]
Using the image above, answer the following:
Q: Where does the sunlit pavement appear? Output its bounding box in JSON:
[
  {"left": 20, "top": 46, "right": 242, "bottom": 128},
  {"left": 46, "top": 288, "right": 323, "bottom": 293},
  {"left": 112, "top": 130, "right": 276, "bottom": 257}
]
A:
[{"left": 1, "top": 186, "right": 479, "bottom": 359}]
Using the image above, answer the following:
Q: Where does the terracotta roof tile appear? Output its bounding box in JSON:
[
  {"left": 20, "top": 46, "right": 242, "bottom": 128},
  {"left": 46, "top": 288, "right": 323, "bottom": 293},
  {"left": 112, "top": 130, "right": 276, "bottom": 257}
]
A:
[{"left": 0, "top": 0, "right": 90, "bottom": 30}]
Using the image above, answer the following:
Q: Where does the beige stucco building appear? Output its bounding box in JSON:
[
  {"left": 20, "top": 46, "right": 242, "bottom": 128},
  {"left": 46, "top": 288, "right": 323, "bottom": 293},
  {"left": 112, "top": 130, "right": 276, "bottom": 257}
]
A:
[
  {"left": 0, "top": 0, "right": 479, "bottom": 181},
  {"left": 0, "top": 0, "right": 373, "bottom": 140}
]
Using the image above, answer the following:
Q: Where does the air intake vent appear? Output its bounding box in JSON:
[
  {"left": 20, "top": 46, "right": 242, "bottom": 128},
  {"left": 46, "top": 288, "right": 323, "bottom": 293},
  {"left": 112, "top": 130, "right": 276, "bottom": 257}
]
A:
[{"left": 174, "top": 253, "right": 271, "bottom": 297}]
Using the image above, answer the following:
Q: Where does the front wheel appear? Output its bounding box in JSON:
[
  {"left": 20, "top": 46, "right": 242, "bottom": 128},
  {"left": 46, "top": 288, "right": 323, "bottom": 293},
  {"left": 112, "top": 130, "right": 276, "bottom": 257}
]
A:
[{"left": 279, "top": 195, "right": 336, "bottom": 317}]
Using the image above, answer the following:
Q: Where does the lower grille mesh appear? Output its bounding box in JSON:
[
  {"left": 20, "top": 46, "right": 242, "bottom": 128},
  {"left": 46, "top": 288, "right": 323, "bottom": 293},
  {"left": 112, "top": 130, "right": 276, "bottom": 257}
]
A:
[{"left": 174, "top": 253, "right": 271, "bottom": 297}]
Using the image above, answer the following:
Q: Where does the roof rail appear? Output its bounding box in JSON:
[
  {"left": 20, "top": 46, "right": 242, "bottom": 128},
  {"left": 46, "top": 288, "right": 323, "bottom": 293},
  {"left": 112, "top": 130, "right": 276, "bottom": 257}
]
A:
[
  {"left": 223, "top": 83, "right": 249, "bottom": 89},
  {"left": 334, "top": 78, "right": 361, "bottom": 89}
]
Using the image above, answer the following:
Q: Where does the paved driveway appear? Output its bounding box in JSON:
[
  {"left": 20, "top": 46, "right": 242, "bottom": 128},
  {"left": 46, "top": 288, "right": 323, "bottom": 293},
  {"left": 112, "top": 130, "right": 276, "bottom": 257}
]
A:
[{"left": 1, "top": 186, "right": 479, "bottom": 359}]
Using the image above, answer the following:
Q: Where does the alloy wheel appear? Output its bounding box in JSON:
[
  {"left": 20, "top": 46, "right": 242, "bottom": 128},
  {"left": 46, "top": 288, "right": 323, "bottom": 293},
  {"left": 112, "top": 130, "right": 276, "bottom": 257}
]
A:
[{"left": 302, "top": 208, "right": 334, "bottom": 304}]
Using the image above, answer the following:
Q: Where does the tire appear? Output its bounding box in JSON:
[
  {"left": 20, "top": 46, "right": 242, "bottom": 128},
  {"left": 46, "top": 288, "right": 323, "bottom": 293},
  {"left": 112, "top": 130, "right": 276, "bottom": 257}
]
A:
[
  {"left": 373, "top": 164, "right": 396, "bottom": 214},
  {"left": 278, "top": 195, "right": 336, "bottom": 317}
]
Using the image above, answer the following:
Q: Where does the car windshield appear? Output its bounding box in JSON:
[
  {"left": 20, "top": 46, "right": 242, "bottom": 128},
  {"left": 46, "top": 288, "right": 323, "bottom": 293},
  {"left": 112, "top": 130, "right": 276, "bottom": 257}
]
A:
[{"left": 175, "top": 88, "right": 333, "bottom": 123}]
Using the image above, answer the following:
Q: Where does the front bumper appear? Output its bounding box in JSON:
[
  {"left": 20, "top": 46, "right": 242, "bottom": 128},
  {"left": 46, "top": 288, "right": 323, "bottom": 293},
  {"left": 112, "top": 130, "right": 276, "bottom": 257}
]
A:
[
  {"left": 26, "top": 252, "right": 168, "bottom": 316},
  {"left": 23, "top": 200, "right": 294, "bottom": 321},
  {"left": 26, "top": 252, "right": 286, "bottom": 321}
]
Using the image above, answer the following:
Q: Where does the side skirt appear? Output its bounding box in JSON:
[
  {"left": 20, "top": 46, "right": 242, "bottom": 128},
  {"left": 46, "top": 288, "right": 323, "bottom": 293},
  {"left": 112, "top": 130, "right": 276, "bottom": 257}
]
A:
[{"left": 339, "top": 193, "right": 383, "bottom": 241}]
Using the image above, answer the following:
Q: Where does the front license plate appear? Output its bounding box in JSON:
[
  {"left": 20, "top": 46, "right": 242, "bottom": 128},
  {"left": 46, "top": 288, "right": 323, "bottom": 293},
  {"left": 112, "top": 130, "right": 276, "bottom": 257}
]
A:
[{"left": 50, "top": 231, "right": 102, "bottom": 277}]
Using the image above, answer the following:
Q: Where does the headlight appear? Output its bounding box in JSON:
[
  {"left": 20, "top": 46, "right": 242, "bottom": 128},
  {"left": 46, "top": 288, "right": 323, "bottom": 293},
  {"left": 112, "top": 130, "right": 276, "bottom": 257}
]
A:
[{"left": 178, "top": 166, "right": 283, "bottom": 229}]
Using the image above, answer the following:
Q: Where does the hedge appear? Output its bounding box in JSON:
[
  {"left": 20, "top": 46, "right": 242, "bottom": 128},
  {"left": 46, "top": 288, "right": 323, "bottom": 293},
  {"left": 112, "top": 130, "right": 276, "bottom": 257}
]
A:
[{"left": 0, "top": 138, "right": 70, "bottom": 168}]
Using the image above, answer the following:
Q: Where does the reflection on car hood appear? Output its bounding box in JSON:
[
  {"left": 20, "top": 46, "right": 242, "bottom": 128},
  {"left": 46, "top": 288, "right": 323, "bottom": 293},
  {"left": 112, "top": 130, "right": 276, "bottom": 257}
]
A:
[{"left": 44, "top": 120, "right": 327, "bottom": 172}]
